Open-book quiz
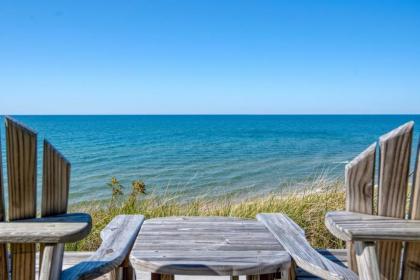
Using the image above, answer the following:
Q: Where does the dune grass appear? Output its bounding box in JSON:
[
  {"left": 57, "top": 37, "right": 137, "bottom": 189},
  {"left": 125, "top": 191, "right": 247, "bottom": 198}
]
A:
[{"left": 66, "top": 176, "right": 346, "bottom": 251}]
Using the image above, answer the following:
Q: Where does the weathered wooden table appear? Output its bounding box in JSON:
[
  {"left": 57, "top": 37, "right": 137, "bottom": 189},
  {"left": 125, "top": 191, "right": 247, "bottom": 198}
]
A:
[{"left": 130, "top": 216, "right": 291, "bottom": 280}]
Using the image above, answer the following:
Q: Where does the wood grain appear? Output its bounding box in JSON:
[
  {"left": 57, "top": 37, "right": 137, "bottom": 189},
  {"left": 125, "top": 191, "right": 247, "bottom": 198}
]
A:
[
  {"left": 403, "top": 138, "right": 420, "bottom": 279},
  {"left": 2, "top": 117, "right": 137, "bottom": 280},
  {"left": 295, "top": 249, "right": 348, "bottom": 279},
  {"left": 40, "top": 140, "right": 71, "bottom": 276},
  {"left": 0, "top": 135, "right": 8, "bottom": 280},
  {"left": 44, "top": 249, "right": 348, "bottom": 280},
  {"left": 345, "top": 143, "right": 376, "bottom": 214},
  {"left": 377, "top": 121, "right": 413, "bottom": 279},
  {"left": 5, "top": 116, "right": 38, "bottom": 280},
  {"left": 61, "top": 215, "right": 144, "bottom": 280},
  {"left": 354, "top": 242, "right": 380, "bottom": 280},
  {"left": 344, "top": 143, "right": 376, "bottom": 272},
  {"left": 257, "top": 213, "right": 358, "bottom": 280},
  {"left": 0, "top": 130, "right": 8, "bottom": 279},
  {"left": 0, "top": 213, "right": 91, "bottom": 243},
  {"left": 325, "top": 211, "right": 420, "bottom": 241},
  {"left": 41, "top": 140, "right": 71, "bottom": 216},
  {"left": 130, "top": 216, "right": 291, "bottom": 276},
  {"left": 39, "top": 243, "right": 65, "bottom": 280}
]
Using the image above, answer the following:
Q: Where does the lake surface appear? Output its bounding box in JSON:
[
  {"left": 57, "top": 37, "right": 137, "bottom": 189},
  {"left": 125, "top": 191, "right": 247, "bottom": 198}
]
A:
[{"left": 1, "top": 115, "right": 419, "bottom": 203}]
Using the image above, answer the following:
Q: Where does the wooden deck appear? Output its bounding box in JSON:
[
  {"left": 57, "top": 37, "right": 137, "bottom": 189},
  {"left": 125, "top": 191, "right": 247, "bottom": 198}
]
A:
[{"left": 58, "top": 249, "right": 347, "bottom": 280}]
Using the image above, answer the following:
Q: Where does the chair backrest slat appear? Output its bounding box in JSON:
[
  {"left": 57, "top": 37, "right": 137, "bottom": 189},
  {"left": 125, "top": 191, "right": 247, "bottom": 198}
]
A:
[
  {"left": 42, "top": 140, "right": 71, "bottom": 217},
  {"left": 344, "top": 143, "right": 376, "bottom": 272},
  {"left": 39, "top": 140, "right": 71, "bottom": 275},
  {"left": 376, "top": 122, "right": 413, "bottom": 280},
  {"left": 0, "top": 136, "right": 8, "bottom": 280},
  {"left": 5, "top": 117, "right": 38, "bottom": 280},
  {"left": 403, "top": 138, "right": 420, "bottom": 279},
  {"left": 0, "top": 137, "right": 5, "bottom": 222}
]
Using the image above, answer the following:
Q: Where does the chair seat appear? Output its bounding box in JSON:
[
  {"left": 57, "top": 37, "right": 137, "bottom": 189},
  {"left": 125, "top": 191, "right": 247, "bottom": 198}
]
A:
[{"left": 33, "top": 252, "right": 109, "bottom": 280}]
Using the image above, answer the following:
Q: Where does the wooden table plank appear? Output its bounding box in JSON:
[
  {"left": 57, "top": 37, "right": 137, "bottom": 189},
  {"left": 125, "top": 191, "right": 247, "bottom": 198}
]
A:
[{"left": 130, "top": 217, "right": 291, "bottom": 276}]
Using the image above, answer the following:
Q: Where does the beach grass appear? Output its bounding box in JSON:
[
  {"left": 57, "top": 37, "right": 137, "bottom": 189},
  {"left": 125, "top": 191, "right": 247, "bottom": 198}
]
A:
[{"left": 66, "top": 176, "right": 346, "bottom": 251}]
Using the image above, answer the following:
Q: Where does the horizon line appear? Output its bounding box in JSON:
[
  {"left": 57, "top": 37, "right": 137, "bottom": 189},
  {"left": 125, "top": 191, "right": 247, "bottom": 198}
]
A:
[{"left": 2, "top": 113, "right": 420, "bottom": 116}]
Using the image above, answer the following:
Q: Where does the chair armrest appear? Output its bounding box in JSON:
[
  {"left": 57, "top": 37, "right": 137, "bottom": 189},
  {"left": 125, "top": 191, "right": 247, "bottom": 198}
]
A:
[
  {"left": 257, "top": 213, "right": 358, "bottom": 280},
  {"left": 61, "top": 214, "right": 144, "bottom": 280},
  {"left": 325, "top": 211, "right": 420, "bottom": 242},
  {"left": 0, "top": 213, "right": 91, "bottom": 243}
]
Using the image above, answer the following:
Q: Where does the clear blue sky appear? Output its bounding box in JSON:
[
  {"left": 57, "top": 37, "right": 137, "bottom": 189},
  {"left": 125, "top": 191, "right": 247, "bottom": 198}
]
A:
[{"left": 0, "top": 1, "right": 419, "bottom": 114}]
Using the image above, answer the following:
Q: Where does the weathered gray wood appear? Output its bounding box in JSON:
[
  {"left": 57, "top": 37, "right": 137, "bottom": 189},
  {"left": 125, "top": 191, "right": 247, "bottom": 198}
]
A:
[
  {"left": 325, "top": 211, "right": 420, "bottom": 241},
  {"left": 296, "top": 249, "right": 348, "bottom": 279},
  {"left": 257, "top": 213, "right": 358, "bottom": 280},
  {"left": 345, "top": 143, "right": 376, "bottom": 215},
  {"left": 39, "top": 243, "right": 64, "bottom": 280},
  {"left": 353, "top": 242, "right": 379, "bottom": 280},
  {"left": 62, "top": 215, "right": 144, "bottom": 280},
  {"left": 42, "top": 140, "right": 71, "bottom": 217},
  {"left": 0, "top": 136, "right": 7, "bottom": 280},
  {"left": 1, "top": 117, "right": 139, "bottom": 280},
  {"left": 0, "top": 213, "right": 91, "bottom": 243},
  {"left": 5, "top": 116, "right": 38, "bottom": 280},
  {"left": 44, "top": 250, "right": 349, "bottom": 280},
  {"left": 403, "top": 138, "right": 420, "bottom": 279},
  {"left": 344, "top": 143, "right": 376, "bottom": 273},
  {"left": 130, "top": 216, "right": 291, "bottom": 276},
  {"left": 144, "top": 216, "right": 253, "bottom": 222},
  {"left": 45, "top": 250, "right": 350, "bottom": 280},
  {"left": 314, "top": 249, "right": 348, "bottom": 263},
  {"left": 377, "top": 121, "right": 413, "bottom": 280},
  {"left": 40, "top": 140, "right": 71, "bottom": 277}
]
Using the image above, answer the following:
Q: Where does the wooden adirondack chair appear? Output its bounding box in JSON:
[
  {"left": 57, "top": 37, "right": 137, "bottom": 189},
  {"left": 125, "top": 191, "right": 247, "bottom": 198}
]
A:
[
  {"left": 325, "top": 121, "right": 420, "bottom": 280},
  {"left": 258, "top": 121, "right": 420, "bottom": 280},
  {"left": 0, "top": 116, "right": 144, "bottom": 280}
]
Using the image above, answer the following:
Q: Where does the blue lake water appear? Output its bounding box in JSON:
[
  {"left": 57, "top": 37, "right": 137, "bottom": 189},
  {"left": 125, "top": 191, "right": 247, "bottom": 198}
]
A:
[{"left": 1, "top": 115, "right": 419, "bottom": 203}]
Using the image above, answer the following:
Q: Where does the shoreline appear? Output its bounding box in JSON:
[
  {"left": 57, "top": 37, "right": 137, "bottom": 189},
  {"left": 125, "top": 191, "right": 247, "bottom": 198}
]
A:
[
  {"left": 67, "top": 177, "right": 346, "bottom": 252},
  {"left": 69, "top": 171, "right": 344, "bottom": 207}
]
